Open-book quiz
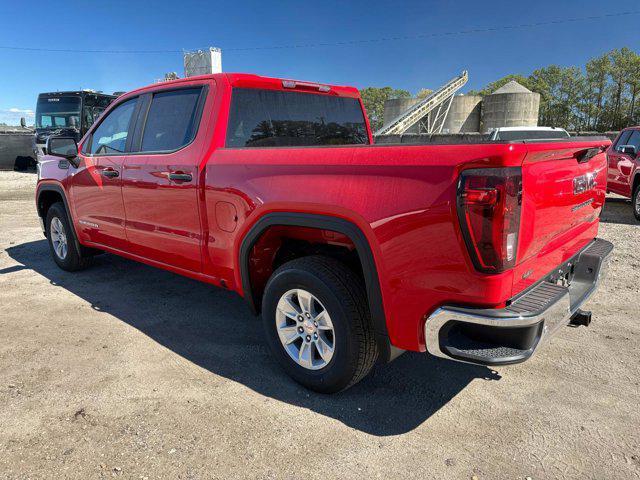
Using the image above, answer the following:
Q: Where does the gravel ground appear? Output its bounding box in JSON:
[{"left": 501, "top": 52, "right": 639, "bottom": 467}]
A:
[{"left": 0, "top": 170, "right": 638, "bottom": 480}]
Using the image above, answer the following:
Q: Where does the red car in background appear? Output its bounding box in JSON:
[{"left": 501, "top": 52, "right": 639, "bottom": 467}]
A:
[{"left": 607, "top": 126, "right": 640, "bottom": 220}]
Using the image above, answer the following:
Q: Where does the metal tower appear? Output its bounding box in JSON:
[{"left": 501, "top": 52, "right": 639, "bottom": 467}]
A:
[{"left": 375, "top": 71, "right": 468, "bottom": 136}]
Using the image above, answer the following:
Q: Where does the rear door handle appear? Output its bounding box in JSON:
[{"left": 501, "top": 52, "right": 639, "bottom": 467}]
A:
[
  {"left": 168, "top": 172, "right": 192, "bottom": 182},
  {"left": 101, "top": 168, "right": 119, "bottom": 178}
]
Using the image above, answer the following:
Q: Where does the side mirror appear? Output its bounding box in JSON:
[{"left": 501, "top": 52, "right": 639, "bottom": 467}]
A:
[
  {"left": 619, "top": 145, "right": 637, "bottom": 156},
  {"left": 20, "top": 117, "right": 26, "bottom": 128},
  {"left": 46, "top": 137, "right": 79, "bottom": 166}
]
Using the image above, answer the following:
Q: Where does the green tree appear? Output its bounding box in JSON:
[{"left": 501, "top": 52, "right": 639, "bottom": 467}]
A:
[
  {"left": 529, "top": 65, "right": 585, "bottom": 129},
  {"left": 608, "top": 48, "right": 632, "bottom": 129},
  {"left": 625, "top": 52, "right": 640, "bottom": 125},
  {"left": 360, "top": 87, "right": 410, "bottom": 131},
  {"left": 584, "top": 54, "right": 611, "bottom": 130}
]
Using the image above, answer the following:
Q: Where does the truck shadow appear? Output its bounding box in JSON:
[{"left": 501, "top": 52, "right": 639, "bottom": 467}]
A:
[
  {"left": 6, "top": 240, "right": 500, "bottom": 436},
  {"left": 601, "top": 197, "right": 638, "bottom": 226}
]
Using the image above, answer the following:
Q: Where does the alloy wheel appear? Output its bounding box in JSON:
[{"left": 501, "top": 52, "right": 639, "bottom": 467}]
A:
[
  {"left": 275, "top": 288, "right": 335, "bottom": 370},
  {"left": 50, "top": 217, "right": 68, "bottom": 260}
]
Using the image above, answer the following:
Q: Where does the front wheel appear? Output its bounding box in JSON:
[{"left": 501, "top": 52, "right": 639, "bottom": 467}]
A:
[
  {"left": 262, "top": 256, "right": 378, "bottom": 393},
  {"left": 633, "top": 185, "right": 640, "bottom": 221},
  {"left": 45, "top": 202, "right": 93, "bottom": 271}
]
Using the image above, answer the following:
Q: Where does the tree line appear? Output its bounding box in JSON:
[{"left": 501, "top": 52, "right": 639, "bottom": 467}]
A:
[{"left": 361, "top": 48, "right": 640, "bottom": 133}]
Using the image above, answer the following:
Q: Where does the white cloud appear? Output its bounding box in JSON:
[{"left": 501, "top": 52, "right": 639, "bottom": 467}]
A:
[
  {"left": 0, "top": 108, "right": 35, "bottom": 126},
  {"left": 8, "top": 107, "right": 35, "bottom": 116}
]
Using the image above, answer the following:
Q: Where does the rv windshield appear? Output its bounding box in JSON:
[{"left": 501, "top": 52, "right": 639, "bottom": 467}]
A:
[{"left": 36, "top": 96, "right": 81, "bottom": 129}]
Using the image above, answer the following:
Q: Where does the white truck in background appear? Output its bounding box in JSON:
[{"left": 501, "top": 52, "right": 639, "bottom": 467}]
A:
[{"left": 487, "top": 126, "right": 570, "bottom": 141}]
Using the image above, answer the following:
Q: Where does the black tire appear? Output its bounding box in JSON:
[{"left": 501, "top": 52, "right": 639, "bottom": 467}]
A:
[
  {"left": 633, "top": 185, "right": 640, "bottom": 221},
  {"left": 45, "top": 202, "right": 93, "bottom": 271},
  {"left": 262, "top": 255, "right": 378, "bottom": 393}
]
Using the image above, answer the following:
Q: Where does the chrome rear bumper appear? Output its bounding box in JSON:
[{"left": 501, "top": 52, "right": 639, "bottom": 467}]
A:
[{"left": 424, "top": 238, "right": 613, "bottom": 366}]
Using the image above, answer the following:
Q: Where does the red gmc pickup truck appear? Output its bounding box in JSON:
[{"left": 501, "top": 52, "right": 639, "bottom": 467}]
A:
[
  {"left": 37, "top": 73, "right": 613, "bottom": 393},
  {"left": 607, "top": 126, "right": 640, "bottom": 220}
]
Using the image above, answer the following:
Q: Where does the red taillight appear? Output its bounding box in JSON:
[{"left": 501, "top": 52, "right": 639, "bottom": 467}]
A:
[{"left": 457, "top": 167, "right": 522, "bottom": 273}]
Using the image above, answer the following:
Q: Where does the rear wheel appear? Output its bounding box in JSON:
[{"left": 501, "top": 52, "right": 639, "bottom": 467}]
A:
[
  {"left": 262, "top": 256, "right": 378, "bottom": 393},
  {"left": 633, "top": 185, "right": 640, "bottom": 221},
  {"left": 45, "top": 202, "right": 93, "bottom": 271}
]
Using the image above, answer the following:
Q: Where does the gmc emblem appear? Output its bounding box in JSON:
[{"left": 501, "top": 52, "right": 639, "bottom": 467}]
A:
[{"left": 573, "top": 172, "right": 597, "bottom": 194}]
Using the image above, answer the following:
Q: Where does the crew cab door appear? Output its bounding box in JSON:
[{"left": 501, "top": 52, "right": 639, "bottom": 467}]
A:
[
  {"left": 608, "top": 129, "right": 640, "bottom": 196},
  {"left": 121, "top": 86, "right": 208, "bottom": 273},
  {"left": 72, "top": 97, "right": 139, "bottom": 250},
  {"left": 617, "top": 130, "right": 640, "bottom": 196}
]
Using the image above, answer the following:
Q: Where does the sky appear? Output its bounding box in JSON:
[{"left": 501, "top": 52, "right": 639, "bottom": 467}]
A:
[{"left": 1, "top": 0, "right": 639, "bottom": 124}]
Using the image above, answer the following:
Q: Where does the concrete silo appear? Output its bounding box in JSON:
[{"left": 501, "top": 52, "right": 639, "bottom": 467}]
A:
[
  {"left": 481, "top": 81, "right": 540, "bottom": 133},
  {"left": 442, "top": 94, "right": 482, "bottom": 133},
  {"left": 382, "top": 97, "right": 421, "bottom": 133}
]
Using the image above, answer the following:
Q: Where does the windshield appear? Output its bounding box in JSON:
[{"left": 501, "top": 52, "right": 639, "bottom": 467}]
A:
[
  {"left": 36, "top": 96, "right": 81, "bottom": 129},
  {"left": 496, "top": 130, "right": 570, "bottom": 141}
]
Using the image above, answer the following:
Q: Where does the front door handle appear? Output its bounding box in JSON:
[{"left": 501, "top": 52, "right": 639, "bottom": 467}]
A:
[
  {"left": 101, "top": 168, "right": 119, "bottom": 178},
  {"left": 168, "top": 172, "right": 192, "bottom": 182}
]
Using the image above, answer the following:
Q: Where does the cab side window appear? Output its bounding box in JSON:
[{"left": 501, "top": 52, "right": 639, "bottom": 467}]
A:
[
  {"left": 88, "top": 98, "right": 137, "bottom": 155},
  {"left": 614, "top": 130, "right": 632, "bottom": 152},
  {"left": 627, "top": 131, "right": 640, "bottom": 153},
  {"left": 140, "top": 88, "right": 203, "bottom": 152}
]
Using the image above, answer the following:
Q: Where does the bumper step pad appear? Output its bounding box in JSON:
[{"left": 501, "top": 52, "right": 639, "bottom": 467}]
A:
[{"left": 444, "top": 331, "right": 533, "bottom": 365}]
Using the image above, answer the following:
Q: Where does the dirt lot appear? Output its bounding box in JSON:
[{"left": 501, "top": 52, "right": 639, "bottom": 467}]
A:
[{"left": 0, "top": 170, "right": 638, "bottom": 479}]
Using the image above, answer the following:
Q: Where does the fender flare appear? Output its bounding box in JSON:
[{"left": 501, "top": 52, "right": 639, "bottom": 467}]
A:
[
  {"left": 239, "top": 212, "right": 394, "bottom": 361},
  {"left": 36, "top": 183, "right": 82, "bottom": 253}
]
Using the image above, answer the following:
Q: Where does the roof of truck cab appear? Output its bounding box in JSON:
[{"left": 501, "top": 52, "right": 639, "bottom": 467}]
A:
[
  {"left": 223, "top": 73, "right": 361, "bottom": 98},
  {"left": 122, "top": 73, "right": 361, "bottom": 99}
]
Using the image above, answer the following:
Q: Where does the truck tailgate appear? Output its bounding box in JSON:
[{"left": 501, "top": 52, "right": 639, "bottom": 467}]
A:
[{"left": 512, "top": 140, "right": 609, "bottom": 295}]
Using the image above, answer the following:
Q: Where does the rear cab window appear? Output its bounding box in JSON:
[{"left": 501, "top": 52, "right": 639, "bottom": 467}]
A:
[{"left": 226, "top": 88, "right": 368, "bottom": 147}]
